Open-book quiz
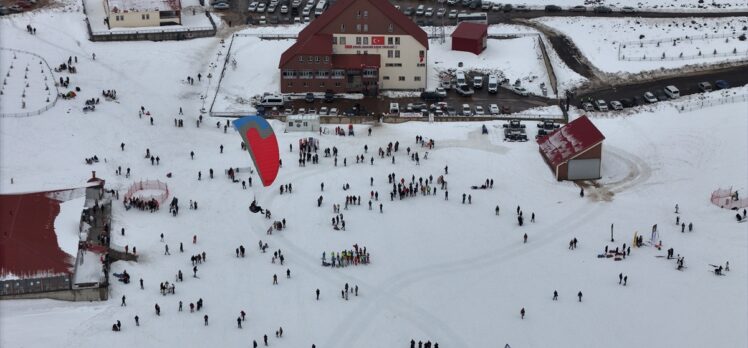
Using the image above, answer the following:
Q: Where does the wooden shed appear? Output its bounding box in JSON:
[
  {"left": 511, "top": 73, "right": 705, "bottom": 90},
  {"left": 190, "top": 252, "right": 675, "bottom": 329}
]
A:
[{"left": 537, "top": 116, "right": 605, "bottom": 181}]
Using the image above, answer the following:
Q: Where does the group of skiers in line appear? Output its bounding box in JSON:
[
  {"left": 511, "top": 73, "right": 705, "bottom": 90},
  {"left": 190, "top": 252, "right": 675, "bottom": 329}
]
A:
[
  {"left": 123, "top": 196, "right": 159, "bottom": 212},
  {"left": 322, "top": 244, "right": 370, "bottom": 268},
  {"left": 410, "top": 340, "right": 439, "bottom": 348}
]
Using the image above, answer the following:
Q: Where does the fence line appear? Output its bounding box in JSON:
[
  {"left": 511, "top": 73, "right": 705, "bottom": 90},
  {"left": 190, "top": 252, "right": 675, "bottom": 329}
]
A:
[
  {"left": 620, "top": 50, "right": 748, "bottom": 61},
  {"left": 0, "top": 47, "right": 59, "bottom": 118},
  {"left": 621, "top": 32, "right": 739, "bottom": 46},
  {"left": 208, "top": 33, "right": 240, "bottom": 117},
  {"left": 676, "top": 94, "right": 748, "bottom": 113},
  {"left": 124, "top": 180, "right": 169, "bottom": 203},
  {"left": 617, "top": 32, "right": 748, "bottom": 61}
]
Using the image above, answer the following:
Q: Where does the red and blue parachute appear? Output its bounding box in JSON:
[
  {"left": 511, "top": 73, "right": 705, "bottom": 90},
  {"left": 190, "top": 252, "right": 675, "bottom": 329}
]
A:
[{"left": 233, "top": 116, "right": 280, "bottom": 187}]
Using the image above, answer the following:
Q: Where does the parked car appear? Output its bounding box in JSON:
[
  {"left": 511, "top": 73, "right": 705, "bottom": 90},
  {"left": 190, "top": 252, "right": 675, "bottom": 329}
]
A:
[
  {"left": 280, "top": 5, "right": 288, "bottom": 13},
  {"left": 415, "top": 4, "right": 425, "bottom": 16},
  {"left": 502, "top": 4, "right": 513, "bottom": 12},
  {"left": 510, "top": 85, "right": 528, "bottom": 96},
  {"left": 515, "top": 4, "right": 530, "bottom": 11},
  {"left": 619, "top": 98, "right": 636, "bottom": 108},
  {"left": 304, "top": 92, "right": 315, "bottom": 103},
  {"left": 420, "top": 91, "right": 443, "bottom": 102},
  {"left": 664, "top": 85, "right": 680, "bottom": 99},
  {"left": 324, "top": 90, "right": 334, "bottom": 103},
  {"left": 593, "top": 6, "right": 612, "bottom": 13},
  {"left": 610, "top": 100, "right": 623, "bottom": 111},
  {"left": 654, "top": 90, "right": 668, "bottom": 101},
  {"left": 456, "top": 84, "right": 475, "bottom": 96},
  {"left": 462, "top": 104, "right": 472, "bottom": 116},
  {"left": 258, "top": 15, "right": 267, "bottom": 24},
  {"left": 436, "top": 7, "right": 447, "bottom": 17},
  {"left": 319, "top": 106, "right": 328, "bottom": 115},
  {"left": 489, "top": 104, "right": 500, "bottom": 115},
  {"left": 643, "top": 91, "right": 658, "bottom": 103},
  {"left": 389, "top": 103, "right": 400, "bottom": 114},
  {"left": 257, "top": 2, "right": 266, "bottom": 12},
  {"left": 621, "top": 6, "right": 636, "bottom": 13},
  {"left": 436, "top": 87, "right": 447, "bottom": 97},
  {"left": 329, "top": 107, "right": 338, "bottom": 116},
  {"left": 473, "top": 75, "right": 484, "bottom": 89},
  {"left": 212, "top": 2, "right": 230, "bottom": 10},
  {"left": 448, "top": 9, "right": 458, "bottom": 18},
  {"left": 404, "top": 7, "right": 414, "bottom": 16},
  {"left": 595, "top": 99, "right": 608, "bottom": 111},
  {"left": 698, "top": 81, "right": 713, "bottom": 92},
  {"left": 715, "top": 80, "right": 730, "bottom": 89},
  {"left": 425, "top": 7, "right": 434, "bottom": 16},
  {"left": 474, "top": 105, "right": 485, "bottom": 115},
  {"left": 582, "top": 102, "right": 595, "bottom": 112},
  {"left": 248, "top": 1, "right": 258, "bottom": 11},
  {"left": 545, "top": 5, "right": 562, "bottom": 12},
  {"left": 569, "top": 5, "right": 586, "bottom": 12}
]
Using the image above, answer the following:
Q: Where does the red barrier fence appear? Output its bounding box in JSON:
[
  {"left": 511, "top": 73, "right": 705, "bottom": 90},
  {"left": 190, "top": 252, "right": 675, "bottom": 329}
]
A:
[
  {"left": 124, "top": 180, "right": 169, "bottom": 204},
  {"left": 711, "top": 187, "right": 748, "bottom": 210}
]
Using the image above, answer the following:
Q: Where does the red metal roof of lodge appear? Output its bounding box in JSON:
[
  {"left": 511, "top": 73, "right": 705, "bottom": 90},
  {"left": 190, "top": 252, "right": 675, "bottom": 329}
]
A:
[
  {"left": 537, "top": 116, "right": 606, "bottom": 168},
  {"left": 331, "top": 54, "right": 381, "bottom": 69},
  {"left": 279, "top": 0, "right": 428, "bottom": 68},
  {"left": 451, "top": 22, "right": 488, "bottom": 40}
]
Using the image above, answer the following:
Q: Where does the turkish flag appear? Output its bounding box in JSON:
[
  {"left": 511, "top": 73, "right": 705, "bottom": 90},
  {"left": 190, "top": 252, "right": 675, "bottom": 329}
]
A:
[{"left": 371, "top": 36, "right": 385, "bottom": 45}]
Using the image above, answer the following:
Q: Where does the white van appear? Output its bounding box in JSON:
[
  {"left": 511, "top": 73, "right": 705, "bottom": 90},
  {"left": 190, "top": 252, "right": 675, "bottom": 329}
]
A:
[
  {"left": 487, "top": 75, "right": 498, "bottom": 94},
  {"left": 389, "top": 103, "right": 400, "bottom": 115},
  {"left": 664, "top": 85, "right": 680, "bottom": 99},
  {"left": 456, "top": 71, "right": 467, "bottom": 87},
  {"left": 259, "top": 95, "right": 284, "bottom": 107}
]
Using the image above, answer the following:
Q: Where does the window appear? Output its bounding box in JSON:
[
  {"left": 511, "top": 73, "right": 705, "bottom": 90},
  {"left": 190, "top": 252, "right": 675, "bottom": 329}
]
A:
[
  {"left": 356, "top": 37, "right": 362, "bottom": 45},
  {"left": 383, "top": 76, "right": 390, "bottom": 80},
  {"left": 316, "top": 70, "right": 329, "bottom": 79},
  {"left": 308, "top": 56, "right": 313, "bottom": 62},
  {"left": 385, "top": 63, "right": 402, "bottom": 67},
  {"left": 315, "top": 56, "right": 320, "bottom": 63},
  {"left": 332, "top": 70, "right": 345, "bottom": 79},
  {"left": 335, "top": 82, "right": 341, "bottom": 87},
  {"left": 414, "top": 76, "right": 421, "bottom": 82},
  {"left": 395, "top": 37, "right": 400, "bottom": 45},
  {"left": 340, "top": 24, "right": 345, "bottom": 32},
  {"left": 299, "top": 70, "right": 313, "bottom": 79},
  {"left": 332, "top": 37, "right": 338, "bottom": 44},
  {"left": 303, "top": 122, "right": 308, "bottom": 126},
  {"left": 398, "top": 76, "right": 405, "bottom": 81},
  {"left": 387, "top": 37, "right": 393, "bottom": 45},
  {"left": 298, "top": 56, "right": 304, "bottom": 63},
  {"left": 387, "top": 50, "right": 393, "bottom": 58},
  {"left": 417, "top": 63, "right": 426, "bottom": 67},
  {"left": 363, "top": 37, "right": 369, "bottom": 45},
  {"left": 282, "top": 70, "right": 296, "bottom": 79},
  {"left": 356, "top": 50, "right": 361, "bottom": 55},
  {"left": 356, "top": 24, "right": 361, "bottom": 32},
  {"left": 363, "top": 69, "right": 377, "bottom": 78},
  {"left": 324, "top": 56, "right": 329, "bottom": 63},
  {"left": 303, "top": 82, "right": 308, "bottom": 87},
  {"left": 340, "top": 37, "right": 346, "bottom": 45},
  {"left": 289, "top": 122, "right": 293, "bottom": 127},
  {"left": 363, "top": 24, "right": 368, "bottom": 32},
  {"left": 395, "top": 50, "right": 400, "bottom": 58},
  {"left": 388, "top": 24, "right": 393, "bottom": 33},
  {"left": 363, "top": 50, "right": 368, "bottom": 55},
  {"left": 287, "top": 81, "right": 293, "bottom": 87},
  {"left": 356, "top": 10, "right": 361, "bottom": 19},
  {"left": 319, "top": 83, "right": 325, "bottom": 88},
  {"left": 419, "top": 50, "right": 425, "bottom": 57},
  {"left": 363, "top": 10, "right": 368, "bottom": 18}
]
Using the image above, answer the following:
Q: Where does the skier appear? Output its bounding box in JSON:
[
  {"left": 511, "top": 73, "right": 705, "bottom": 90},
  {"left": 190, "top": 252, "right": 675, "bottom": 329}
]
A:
[
  {"left": 121, "top": 142, "right": 125, "bottom": 151},
  {"left": 204, "top": 315, "right": 208, "bottom": 325},
  {"left": 237, "top": 317, "right": 242, "bottom": 328},
  {"left": 520, "top": 307, "right": 525, "bottom": 319},
  {"left": 155, "top": 303, "right": 161, "bottom": 316},
  {"left": 273, "top": 274, "right": 278, "bottom": 285},
  {"left": 577, "top": 291, "right": 583, "bottom": 302},
  {"left": 619, "top": 273, "right": 623, "bottom": 284},
  {"left": 624, "top": 276, "right": 628, "bottom": 285},
  {"left": 134, "top": 315, "right": 139, "bottom": 326},
  {"left": 553, "top": 290, "right": 558, "bottom": 301},
  {"left": 523, "top": 233, "right": 528, "bottom": 243},
  {"left": 316, "top": 288, "right": 320, "bottom": 300},
  {"left": 286, "top": 269, "right": 291, "bottom": 278},
  {"left": 140, "top": 278, "right": 144, "bottom": 289},
  {"left": 495, "top": 206, "right": 500, "bottom": 215},
  {"left": 121, "top": 295, "right": 126, "bottom": 306},
  {"left": 264, "top": 334, "right": 268, "bottom": 346}
]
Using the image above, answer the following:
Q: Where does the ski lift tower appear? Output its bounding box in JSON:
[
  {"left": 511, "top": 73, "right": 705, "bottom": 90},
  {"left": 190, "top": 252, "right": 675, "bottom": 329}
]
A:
[{"left": 431, "top": 10, "right": 446, "bottom": 45}]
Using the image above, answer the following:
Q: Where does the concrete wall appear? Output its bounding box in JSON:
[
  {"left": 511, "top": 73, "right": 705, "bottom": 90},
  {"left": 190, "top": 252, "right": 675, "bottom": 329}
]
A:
[
  {"left": 557, "top": 142, "right": 603, "bottom": 181},
  {"left": 1, "top": 286, "right": 108, "bottom": 302}
]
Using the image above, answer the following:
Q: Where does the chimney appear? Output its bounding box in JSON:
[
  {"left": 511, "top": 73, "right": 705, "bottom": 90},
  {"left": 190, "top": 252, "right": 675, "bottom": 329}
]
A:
[{"left": 92, "top": 171, "right": 97, "bottom": 179}]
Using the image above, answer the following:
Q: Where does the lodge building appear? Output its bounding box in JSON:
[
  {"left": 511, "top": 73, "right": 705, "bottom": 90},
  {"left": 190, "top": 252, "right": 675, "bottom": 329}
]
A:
[{"left": 278, "top": 0, "right": 428, "bottom": 95}]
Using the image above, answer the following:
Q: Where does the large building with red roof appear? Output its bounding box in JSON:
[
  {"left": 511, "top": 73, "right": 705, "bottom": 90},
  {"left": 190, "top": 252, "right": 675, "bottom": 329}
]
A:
[
  {"left": 278, "top": 0, "right": 429, "bottom": 95},
  {"left": 537, "top": 116, "right": 606, "bottom": 181}
]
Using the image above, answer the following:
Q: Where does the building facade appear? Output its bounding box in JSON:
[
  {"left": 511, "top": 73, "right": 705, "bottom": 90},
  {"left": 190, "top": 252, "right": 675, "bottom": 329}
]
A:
[
  {"left": 104, "top": 0, "right": 181, "bottom": 29},
  {"left": 279, "top": 0, "right": 428, "bottom": 95},
  {"left": 451, "top": 22, "right": 488, "bottom": 55}
]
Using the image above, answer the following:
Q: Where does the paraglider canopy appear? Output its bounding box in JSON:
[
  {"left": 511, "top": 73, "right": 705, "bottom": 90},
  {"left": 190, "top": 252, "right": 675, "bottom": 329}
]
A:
[{"left": 233, "top": 116, "right": 280, "bottom": 187}]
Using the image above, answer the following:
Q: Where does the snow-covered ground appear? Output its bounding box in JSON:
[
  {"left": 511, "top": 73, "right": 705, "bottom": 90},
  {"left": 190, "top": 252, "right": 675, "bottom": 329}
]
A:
[
  {"left": 54, "top": 196, "right": 86, "bottom": 257},
  {"left": 534, "top": 16, "right": 748, "bottom": 74},
  {"left": 0, "top": 48, "right": 57, "bottom": 116},
  {"left": 1, "top": 4, "right": 748, "bottom": 348},
  {"left": 84, "top": 0, "right": 215, "bottom": 34},
  {"left": 483, "top": 0, "right": 748, "bottom": 11}
]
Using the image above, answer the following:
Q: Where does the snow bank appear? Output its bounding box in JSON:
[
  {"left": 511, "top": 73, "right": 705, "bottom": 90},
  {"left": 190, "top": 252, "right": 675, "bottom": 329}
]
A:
[{"left": 53, "top": 196, "right": 85, "bottom": 257}]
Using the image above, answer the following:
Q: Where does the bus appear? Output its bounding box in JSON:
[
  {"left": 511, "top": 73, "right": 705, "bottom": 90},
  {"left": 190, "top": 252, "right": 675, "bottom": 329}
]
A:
[
  {"left": 314, "top": 0, "right": 328, "bottom": 16},
  {"left": 457, "top": 12, "right": 488, "bottom": 24}
]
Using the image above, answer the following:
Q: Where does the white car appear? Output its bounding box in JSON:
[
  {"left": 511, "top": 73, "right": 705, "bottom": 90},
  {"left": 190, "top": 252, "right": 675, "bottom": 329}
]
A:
[
  {"left": 319, "top": 106, "right": 328, "bottom": 115},
  {"left": 610, "top": 100, "right": 623, "bottom": 111},
  {"left": 436, "top": 7, "right": 447, "bottom": 17},
  {"left": 248, "top": 1, "right": 258, "bottom": 11},
  {"left": 436, "top": 87, "right": 447, "bottom": 97},
  {"left": 256, "top": 2, "right": 266, "bottom": 12},
  {"left": 462, "top": 104, "right": 471, "bottom": 116},
  {"left": 595, "top": 99, "right": 608, "bottom": 111},
  {"left": 329, "top": 107, "right": 338, "bottom": 116},
  {"left": 643, "top": 92, "right": 657, "bottom": 103},
  {"left": 489, "top": 104, "right": 500, "bottom": 115},
  {"left": 258, "top": 16, "right": 267, "bottom": 24},
  {"left": 280, "top": 4, "right": 288, "bottom": 13},
  {"left": 474, "top": 105, "right": 485, "bottom": 115},
  {"left": 448, "top": 9, "right": 458, "bottom": 18},
  {"left": 512, "top": 86, "right": 528, "bottom": 96},
  {"left": 212, "top": 2, "right": 229, "bottom": 9},
  {"left": 425, "top": 7, "right": 433, "bottom": 16}
]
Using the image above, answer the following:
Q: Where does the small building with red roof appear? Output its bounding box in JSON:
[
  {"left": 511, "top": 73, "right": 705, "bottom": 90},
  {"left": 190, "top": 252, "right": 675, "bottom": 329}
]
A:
[
  {"left": 278, "top": 0, "right": 428, "bottom": 95},
  {"left": 451, "top": 22, "right": 488, "bottom": 55},
  {"left": 537, "top": 116, "right": 605, "bottom": 181}
]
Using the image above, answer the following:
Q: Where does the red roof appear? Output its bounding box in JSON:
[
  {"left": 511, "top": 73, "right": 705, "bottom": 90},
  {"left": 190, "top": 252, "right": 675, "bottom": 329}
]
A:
[
  {"left": 331, "top": 54, "right": 381, "bottom": 69},
  {"left": 451, "top": 22, "right": 488, "bottom": 40},
  {"left": 537, "top": 116, "right": 605, "bottom": 168},
  {"left": 280, "top": 0, "right": 428, "bottom": 68}
]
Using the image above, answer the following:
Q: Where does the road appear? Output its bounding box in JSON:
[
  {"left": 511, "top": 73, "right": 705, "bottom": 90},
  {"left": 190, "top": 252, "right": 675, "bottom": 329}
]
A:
[{"left": 576, "top": 63, "right": 748, "bottom": 106}]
